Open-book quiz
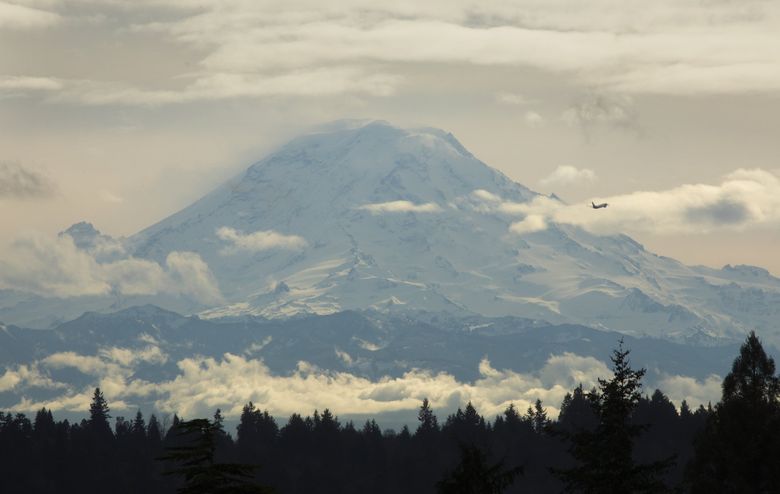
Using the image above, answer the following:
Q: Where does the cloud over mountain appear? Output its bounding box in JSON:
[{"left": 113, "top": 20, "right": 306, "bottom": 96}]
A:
[
  {"left": 217, "top": 227, "right": 307, "bottom": 254},
  {"left": 498, "top": 168, "right": 780, "bottom": 235},
  {"left": 0, "top": 162, "right": 55, "bottom": 199},
  {"left": 0, "top": 232, "right": 221, "bottom": 303}
]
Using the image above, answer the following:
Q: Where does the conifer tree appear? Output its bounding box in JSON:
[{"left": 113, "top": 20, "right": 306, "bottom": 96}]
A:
[
  {"left": 687, "top": 331, "right": 780, "bottom": 492},
  {"left": 532, "top": 399, "right": 549, "bottom": 434},
  {"left": 416, "top": 398, "right": 439, "bottom": 437},
  {"left": 436, "top": 444, "right": 522, "bottom": 494},
  {"left": 88, "top": 387, "right": 112, "bottom": 436},
  {"left": 160, "top": 417, "right": 273, "bottom": 493},
  {"left": 555, "top": 340, "right": 672, "bottom": 493}
]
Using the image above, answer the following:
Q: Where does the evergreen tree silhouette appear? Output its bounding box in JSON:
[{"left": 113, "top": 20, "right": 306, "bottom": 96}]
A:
[
  {"left": 527, "top": 399, "right": 549, "bottom": 434},
  {"left": 88, "top": 387, "right": 112, "bottom": 438},
  {"left": 687, "top": 331, "right": 780, "bottom": 492},
  {"left": 555, "top": 340, "right": 673, "bottom": 493},
  {"left": 436, "top": 444, "right": 522, "bottom": 494},
  {"left": 416, "top": 398, "right": 439, "bottom": 437},
  {"left": 160, "top": 417, "right": 273, "bottom": 493}
]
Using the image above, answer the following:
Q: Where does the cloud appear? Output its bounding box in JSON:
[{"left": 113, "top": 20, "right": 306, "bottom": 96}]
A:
[
  {"left": 0, "top": 232, "right": 222, "bottom": 302},
  {"left": 495, "top": 92, "right": 532, "bottom": 105},
  {"left": 0, "top": 364, "right": 63, "bottom": 392},
  {"left": 8, "top": 0, "right": 780, "bottom": 106},
  {"left": 524, "top": 111, "right": 543, "bottom": 127},
  {"left": 6, "top": 350, "right": 610, "bottom": 419},
  {"left": 0, "top": 75, "right": 62, "bottom": 91},
  {"left": 45, "top": 67, "right": 399, "bottom": 106},
  {"left": 484, "top": 168, "right": 780, "bottom": 236},
  {"left": 216, "top": 226, "right": 307, "bottom": 254},
  {"left": 471, "top": 189, "right": 502, "bottom": 203},
  {"left": 98, "top": 190, "right": 124, "bottom": 203},
  {"left": 141, "top": 352, "right": 609, "bottom": 418},
  {"left": 656, "top": 374, "right": 722, "bottom": 409},
  {"left": 509, "top": 214, "right": 547, "bottom": 234},
  {"left": 562, "top": 93, "right": 638, "bottom": 134},
  {"left": 359, "top": 200, "right": 443, "bottom": 214},
  {"left": 5, "top": 347, "right": 722, "bottom": 418},
  {"left": 10, "top": 344, "right": 168, "bottom": 413},
  {"left": 0, "top": 1, "right": 59, "bottom": 29},
  {"left": 539, "top": 165, "right": 596, "bottom": 186},
  {"left": 0, "top": 162, "right": 56, "bottom": 199}
]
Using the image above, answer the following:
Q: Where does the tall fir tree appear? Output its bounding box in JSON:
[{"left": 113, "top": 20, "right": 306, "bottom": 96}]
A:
[
  {"left": 160, "top": 417, "right": 273, "bottom": 494},
  {"left": 88, "top": 387, "right": 112, "bottom": 436},
  {"left": 555, "top": 340, "right": 673, "bottom": 493},
  {"left": 436, "top": 444, "right": 522, "bottom": 494},
  {"left": 687, "top": 331, "right": 780, "bottom": 492},
  {"left": 416, "top": 398, "right": 439, "bottom": 437}
]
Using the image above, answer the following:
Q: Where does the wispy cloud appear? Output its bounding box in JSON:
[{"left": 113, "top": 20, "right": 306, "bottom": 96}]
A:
[
  {"left": 216, "top": 226, "right": 307, "bottom": 254},
  {"left": 0, "top": 162, "right": 56, "bottom": 199},
  {"left": 495, "top": 92, "right": 532, "bottom": 105},
  {"left": 359, "top": 200, "right": 443, "bottom": 214},
  {"left": 540, "top": 165, "right": 596, "bottom": 186},
  {"left": 0, "top": 1, "right": 60, "bottom": 30},
  {"left": 32, "top": 68, "right": 399, "bottom": 106},
  {"left": 562, "top": 93, "right": 638, "bottom": 135},
  {"left": 524, "top": 111, "right": 544, "bottom": 127},
  {"left": 0, "top": 75, "right": 62, "bottom": 91},
  {"left": 6, "top": 1, "right": 780, "bottom": 106}
]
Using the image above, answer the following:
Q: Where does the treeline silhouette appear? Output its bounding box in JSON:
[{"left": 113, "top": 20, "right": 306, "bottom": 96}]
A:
[{"left": 1, "top": 332, "right": 779, "bottom": 493}]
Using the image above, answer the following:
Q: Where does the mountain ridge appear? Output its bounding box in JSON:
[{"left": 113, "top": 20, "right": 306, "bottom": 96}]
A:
[{"left": 3, "top": 120, "right": 780, "bottom": 345}]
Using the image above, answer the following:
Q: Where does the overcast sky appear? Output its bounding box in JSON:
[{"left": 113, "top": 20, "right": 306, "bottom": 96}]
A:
[{"left": 2, "top": 0, "right": 780, "bottom": 273}]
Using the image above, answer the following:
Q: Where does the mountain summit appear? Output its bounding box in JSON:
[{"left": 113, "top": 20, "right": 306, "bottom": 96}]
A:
[{"left": 120, "top": 120, "right": 780, "bottom": 343}]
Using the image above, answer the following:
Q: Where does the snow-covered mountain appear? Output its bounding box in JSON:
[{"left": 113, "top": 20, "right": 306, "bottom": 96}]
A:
[
  {"left": 119, "top": 120, "right": 780, "bottom": 344},
  {"left": 3, "top": 120, "right": 780, "bottom": 344}
]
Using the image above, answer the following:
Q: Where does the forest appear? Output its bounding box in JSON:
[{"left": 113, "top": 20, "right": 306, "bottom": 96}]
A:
[{"left": 1, "top": 332, "right": 779, "bottom": 493}]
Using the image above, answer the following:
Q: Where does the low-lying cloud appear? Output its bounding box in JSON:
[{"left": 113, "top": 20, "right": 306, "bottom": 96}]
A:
[
  {"left": 217, "top": 226, "right": 307, "bottom": 254},
  {"left": 6, "top": 350, "right": 609, "bottom": 419},
  {"left": 359, "top": 201, "right": 443, "bottom": 214},
  {"left": 0, "top": 232, "right": 222, "bottom": 303},
  {"left": 3, "top": 348, "right": 723, "bottom": 420},
  {"left": 483, "top": 168, "right": 780, "bottom": 236}
]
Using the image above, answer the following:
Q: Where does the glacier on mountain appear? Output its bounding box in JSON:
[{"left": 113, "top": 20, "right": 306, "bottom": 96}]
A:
[{"left": 3, "top": 120, "right": 780, "bottom": 345}]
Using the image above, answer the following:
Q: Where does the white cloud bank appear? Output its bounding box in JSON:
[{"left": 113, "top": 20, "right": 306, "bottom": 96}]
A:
[
  {"left": 0, "top": 232, "right": 222, "bottom": 303},
  {"left": 482, "top": 168, "right": 780, "bottom": 236},
  {"left": 359, "top": 200, "right": 443, "bottom": 214},
  {"left": 4, "top": 348, "right": 724, "bottom": 419},
  {"left": 217, "top": 226, "right": 307, "bottom": 254},
  {"left": 6, "top": 350, "right": 610, "bottom": 419}
]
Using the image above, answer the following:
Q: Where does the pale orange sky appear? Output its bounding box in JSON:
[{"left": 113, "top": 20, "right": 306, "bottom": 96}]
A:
[{"left": 2, "top": 0, "right": 780, "bottom": 274}]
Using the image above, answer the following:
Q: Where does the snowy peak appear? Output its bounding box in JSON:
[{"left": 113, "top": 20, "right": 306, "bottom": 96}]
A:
[
  {"left": 60, "top": 221, "right": 103, "bottom": 250},
  {"left": 12, "top": 120, "right": 780, "bottom": 345}
]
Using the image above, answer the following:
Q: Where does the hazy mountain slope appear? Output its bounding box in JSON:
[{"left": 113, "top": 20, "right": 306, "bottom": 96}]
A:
[
  {"left": 2, "top": 120, "right": 779, "bottom": 343},
  {"left": 125, "top": 120, "right": 780, "bottom": 343}
]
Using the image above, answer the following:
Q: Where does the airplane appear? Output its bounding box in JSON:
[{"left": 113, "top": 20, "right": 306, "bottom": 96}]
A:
[{"left": 591, "top": 201, "right": 608, "bottom": 209}]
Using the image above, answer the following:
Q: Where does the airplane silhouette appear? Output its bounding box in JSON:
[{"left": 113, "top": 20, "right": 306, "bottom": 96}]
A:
[{"left": 591, "top": 201, "right": 608, "bottom": 209}]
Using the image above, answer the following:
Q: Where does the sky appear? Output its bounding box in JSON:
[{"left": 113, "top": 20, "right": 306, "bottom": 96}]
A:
[{"left": 2, "top": 0, "right": 780, "bottom": 274}]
